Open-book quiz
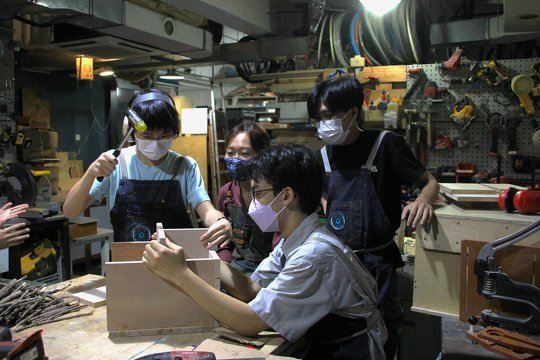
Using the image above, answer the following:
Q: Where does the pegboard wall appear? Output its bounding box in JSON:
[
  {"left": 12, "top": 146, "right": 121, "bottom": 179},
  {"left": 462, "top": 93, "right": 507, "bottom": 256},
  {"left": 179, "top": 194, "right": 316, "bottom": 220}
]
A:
[{"left": 405, "top": 58, "right": 539, "bottom": 183}]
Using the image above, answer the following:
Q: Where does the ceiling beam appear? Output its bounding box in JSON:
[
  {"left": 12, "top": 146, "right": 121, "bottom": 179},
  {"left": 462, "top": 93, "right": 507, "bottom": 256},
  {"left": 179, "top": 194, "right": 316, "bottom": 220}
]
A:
[{"left": 161, "top": 0, "right": 272, "bottom": 36}]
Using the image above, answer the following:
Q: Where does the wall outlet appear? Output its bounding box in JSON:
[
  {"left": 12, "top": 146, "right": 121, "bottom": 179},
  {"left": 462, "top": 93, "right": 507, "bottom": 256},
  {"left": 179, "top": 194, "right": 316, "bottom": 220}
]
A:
[{"left": 75, "top": 134, "right": 80, "bottom": 141}]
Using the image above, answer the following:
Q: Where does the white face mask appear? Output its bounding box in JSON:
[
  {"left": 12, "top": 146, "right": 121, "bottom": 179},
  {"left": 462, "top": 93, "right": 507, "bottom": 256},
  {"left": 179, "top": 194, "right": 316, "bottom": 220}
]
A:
[
  {"left": 317, "top": 111, "right": 354, "bottom": 145},
  {"left": 248, "top": 189, "right": 287, "bottom": 232},
  {"left": 135, "top": 138, "right": 173, "bottom": 161}
]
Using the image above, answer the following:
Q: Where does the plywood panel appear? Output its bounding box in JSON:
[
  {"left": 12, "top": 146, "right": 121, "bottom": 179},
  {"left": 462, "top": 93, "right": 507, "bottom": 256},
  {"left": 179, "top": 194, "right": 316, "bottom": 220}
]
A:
[
  {"left": 440, "top": 183, "right": 498, "bottom": 194},
  {"left": 419, "top": 212, "right": 540, "bottom": 253},
  {"left": 459, "top": 240, "right": 540, "bottom": 323},
  {"left": 106, "top": 260, "right": 218, "bottom": 334},
  {"left": 412, "top": 244, "right": 461, "bottom": 318},
  {"left": 111, "top": 229, "right": 208, "bottom": 261},
  {"left": 171, "top": 135, "right": 208, "bottom": 191}
]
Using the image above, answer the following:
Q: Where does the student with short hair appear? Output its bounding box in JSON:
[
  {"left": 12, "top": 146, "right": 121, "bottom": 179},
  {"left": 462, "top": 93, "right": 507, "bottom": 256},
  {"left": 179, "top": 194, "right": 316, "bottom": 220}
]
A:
[
  {"left": 63, "top": 88, "right": 231, "bottom": 247},
  {"left": 307, "top": 75, "right": 439, "bottom": 359},
  {"left": 143, "top": 144, "right": 386, "bottom": 359}
]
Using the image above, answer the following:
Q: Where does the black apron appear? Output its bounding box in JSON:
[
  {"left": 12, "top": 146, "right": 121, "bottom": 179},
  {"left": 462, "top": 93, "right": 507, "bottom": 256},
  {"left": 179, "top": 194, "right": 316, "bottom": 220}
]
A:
[
  {"left": 225, "top": 182, "right": 273, "bottom": 273},
  {"left": 110, "top": 152, "right": 193, "bottom": 242}
]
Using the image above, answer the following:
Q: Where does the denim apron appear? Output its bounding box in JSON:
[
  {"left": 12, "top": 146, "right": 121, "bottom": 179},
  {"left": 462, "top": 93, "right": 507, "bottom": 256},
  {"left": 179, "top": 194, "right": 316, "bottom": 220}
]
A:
[
  {"left": 322, "top": 130, "right": 403, "bottom": 360},
  {"left": 322, "top": 131, "right": 395, "bottom": 253},
  {"left": 225, "top": 183, "right": 273, "bottom": 274},
  {"left": 110, "top": 152, "right": 192, "bottom": 242}
]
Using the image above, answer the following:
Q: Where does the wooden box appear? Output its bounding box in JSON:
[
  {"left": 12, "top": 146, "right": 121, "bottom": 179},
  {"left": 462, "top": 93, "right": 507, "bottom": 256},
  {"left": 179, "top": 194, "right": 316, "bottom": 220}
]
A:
[{"left": 106, "top": 228, "right": 219, "bottom": 337}]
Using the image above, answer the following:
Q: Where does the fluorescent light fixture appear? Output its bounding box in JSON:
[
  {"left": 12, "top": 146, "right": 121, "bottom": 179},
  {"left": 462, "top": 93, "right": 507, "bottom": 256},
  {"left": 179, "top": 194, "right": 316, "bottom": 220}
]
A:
[
  {"left": 160, "top": 69, "right": 185, "bottom": 80},
  {"left": 360, "top": 0, "right": 400, "bottom": 16}
]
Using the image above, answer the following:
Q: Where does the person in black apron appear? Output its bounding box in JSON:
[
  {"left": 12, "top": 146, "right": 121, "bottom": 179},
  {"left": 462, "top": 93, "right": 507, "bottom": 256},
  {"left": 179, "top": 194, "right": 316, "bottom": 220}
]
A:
[
  {"left": 216, "top": 122, "right": 278, "bottom": 274},
  {"left": 143, "top": 144, "right": 386, "bottom": 359},
  {"left": 307, "top": 76, "right": 440, "bottom": 360},
  {"left": 63, "top": 89, "right": 232, "bottom": 245}
]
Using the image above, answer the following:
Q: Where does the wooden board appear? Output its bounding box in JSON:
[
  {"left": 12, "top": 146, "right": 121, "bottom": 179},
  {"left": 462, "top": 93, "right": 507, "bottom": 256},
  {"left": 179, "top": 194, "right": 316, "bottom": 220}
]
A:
[
  {"left": 72, "top": 286, "right": 107, "bottom": 307},
  {"left": 106, "top": 260, "right": 218, "bottom": 335},
  {"left": 442, "top": 192, "right": 499, "bottom": 203},
  {"left": 459, "top": 240, "right": 540, "bottom": 323},
  {"left": 439, "top": 183, "right": 526, "bottom": 194},
  {"left": 419, "top": 204, "right": 540, "bottom": 253},
  {"left": 172, "top": 135, "right": 208, "bottom": 191},
  {"left": 111, "top": 228, "right": 208, "bottom": 261},
  {"left": 107, "top": 228, "right": 219, "bottom": 336}
]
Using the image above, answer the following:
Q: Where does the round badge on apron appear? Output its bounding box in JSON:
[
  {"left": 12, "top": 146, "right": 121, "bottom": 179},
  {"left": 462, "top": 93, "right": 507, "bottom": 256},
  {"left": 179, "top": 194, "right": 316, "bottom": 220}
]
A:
[
  {"left": 330, "top": 211, "right": 346, "bottom": 231},
  {"left": 131, "top": 224, "right": 152, "bottom": 241}
]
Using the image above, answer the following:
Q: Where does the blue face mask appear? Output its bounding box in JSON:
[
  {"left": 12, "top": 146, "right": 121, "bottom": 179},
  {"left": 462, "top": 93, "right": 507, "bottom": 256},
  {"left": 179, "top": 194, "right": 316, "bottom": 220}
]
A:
[{"left": 224, "top": 157, "right": 249, "bottom": 180}]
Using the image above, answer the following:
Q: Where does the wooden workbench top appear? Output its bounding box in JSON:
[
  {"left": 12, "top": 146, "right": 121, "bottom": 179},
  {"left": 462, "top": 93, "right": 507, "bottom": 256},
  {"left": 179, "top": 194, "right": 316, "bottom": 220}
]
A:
[{"left": 14, "top": 275, "right": 292, "bottom": 360}]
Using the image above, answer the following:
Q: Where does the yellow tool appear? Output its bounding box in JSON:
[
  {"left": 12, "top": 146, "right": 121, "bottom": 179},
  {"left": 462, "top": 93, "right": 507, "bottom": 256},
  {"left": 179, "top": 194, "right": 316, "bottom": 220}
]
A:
[
  {"left": 450, "top": 95, "right": 476, "bottom": 130},
  {"left": 469, "top": 60, "right": 509, "bottom": 88},
  {"left": 30, "top": 169, "right": 51, "bottom": 177},
  {"left": 20, "top": 239, "right": 57, "bottom": 280},
  {"left": 511, "top": 74, "right": 535, "bottom": 116}
]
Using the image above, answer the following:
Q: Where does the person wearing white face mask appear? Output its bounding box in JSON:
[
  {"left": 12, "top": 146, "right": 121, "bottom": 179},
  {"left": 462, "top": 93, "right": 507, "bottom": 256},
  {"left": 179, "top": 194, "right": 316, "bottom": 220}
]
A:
[
  {"left": 307, "top": 76, "right": 440, "bottom": 360},
  {"left": 63, "top": 89, "right": 231, "bottom": 247},
  {"left": 143, "top": 144, "right": 386, "bottom": 360}
]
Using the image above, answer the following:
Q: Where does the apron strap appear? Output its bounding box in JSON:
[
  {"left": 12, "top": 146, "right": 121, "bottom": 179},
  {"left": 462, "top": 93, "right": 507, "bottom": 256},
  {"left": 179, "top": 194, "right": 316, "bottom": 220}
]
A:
[
  {"left": 320, "top": 146, "right": 332, "bottom": 174},
  {"left": 362, "top": 130, "right": 388, "bottom": 171},
  {"left": 313, "top": 234, "right": 376, "bottom": 302},
  {"left": 170, "top": 155, "right": 184, "bottom": 180},
  {"left": 119, "top": 151, "right": 128, "bottom": 180}
]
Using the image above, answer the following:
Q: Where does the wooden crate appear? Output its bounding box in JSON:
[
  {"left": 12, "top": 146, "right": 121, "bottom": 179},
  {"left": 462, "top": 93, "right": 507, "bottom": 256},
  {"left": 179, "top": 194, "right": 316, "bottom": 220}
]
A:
[{"left": 106, "top": 228, "right": 219, "bottom": 337}]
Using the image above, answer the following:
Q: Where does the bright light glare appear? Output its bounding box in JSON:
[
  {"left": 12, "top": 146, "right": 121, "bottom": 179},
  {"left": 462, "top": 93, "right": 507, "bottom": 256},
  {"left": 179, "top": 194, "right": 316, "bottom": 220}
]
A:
[
  {"left": 99, "top": 70, "right": 115, "bottom": 77},
  {"left": 360, "top": 0, "right": 401, "bottom": 16}
]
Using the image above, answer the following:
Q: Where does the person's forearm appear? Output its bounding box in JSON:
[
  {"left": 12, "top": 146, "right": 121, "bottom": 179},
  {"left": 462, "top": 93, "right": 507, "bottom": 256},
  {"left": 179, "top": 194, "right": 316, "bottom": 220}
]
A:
[
  {"left": 63, "top": 171, "right": 97, "bottom": 217},
  {"left": 176, "top": 268, "right": 268, "bottom": 336},
  {"left": 416, "top": 173, "right": 439, "bottom": 204},
  {"left": 220, "top": 261, "right": 261, "bottom": 302},
  {"left": 197, "top": 202, "right": 224, "bottom": 227}
]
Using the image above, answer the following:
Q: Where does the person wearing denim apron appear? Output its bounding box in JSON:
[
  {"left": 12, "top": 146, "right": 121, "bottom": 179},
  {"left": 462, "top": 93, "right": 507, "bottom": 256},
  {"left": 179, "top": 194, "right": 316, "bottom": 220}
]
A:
[
  {"left": 216, "top": 122, "right": 277, "bottom": 274},
  {"left": 63, "top": 89, "right": 232, "bottom": 248},
  {"left": 308, "top": 76, "right": 440, "bottom": 360},
  {"left": 109, "top": 152, "right": 192, "bottom": 242}
]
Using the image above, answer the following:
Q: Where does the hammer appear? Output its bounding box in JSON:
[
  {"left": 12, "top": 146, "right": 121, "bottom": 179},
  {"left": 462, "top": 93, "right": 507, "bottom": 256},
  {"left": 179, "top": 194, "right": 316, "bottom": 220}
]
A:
[{"left": 97, "top": 109, "right": 147, "bottom": 182}]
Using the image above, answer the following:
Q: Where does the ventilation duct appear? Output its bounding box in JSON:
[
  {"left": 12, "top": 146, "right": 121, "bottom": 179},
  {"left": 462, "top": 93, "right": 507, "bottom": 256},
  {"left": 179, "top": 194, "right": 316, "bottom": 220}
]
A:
[{"left": 0, "top": 0, "right": 212, "bottom": 60}]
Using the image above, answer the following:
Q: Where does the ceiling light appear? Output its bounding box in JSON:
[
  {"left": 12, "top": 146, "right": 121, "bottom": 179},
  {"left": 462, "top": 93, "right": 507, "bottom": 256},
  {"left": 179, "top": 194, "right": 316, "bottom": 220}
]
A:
[
  {"left": 159, "top": 69, "right": 184, "bottom": 80},
  {"left": 360, "top": 0, "right": 401, "bottom": 16},
  {"left": 98, "top": 68, "right": 115, "bottom": 77}
]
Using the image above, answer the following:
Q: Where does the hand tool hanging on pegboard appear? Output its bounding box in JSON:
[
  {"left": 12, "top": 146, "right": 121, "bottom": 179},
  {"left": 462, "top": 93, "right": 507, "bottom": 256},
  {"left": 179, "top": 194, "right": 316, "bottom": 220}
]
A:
[
  {"left": 450, "top": 95, "right": 477, "bottom": 131},
  {"left": 485, "top": 112, "right": 503, "bottom": 156}
]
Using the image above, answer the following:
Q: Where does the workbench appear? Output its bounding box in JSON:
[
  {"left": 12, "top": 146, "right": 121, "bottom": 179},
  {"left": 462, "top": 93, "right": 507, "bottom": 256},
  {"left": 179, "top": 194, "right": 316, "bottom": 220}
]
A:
[
  {"left": 13, "top": 275, "right": 293, "bottom": 360},
  {"left": 412, "top": 202, "right": 540, "bottom": 318}
]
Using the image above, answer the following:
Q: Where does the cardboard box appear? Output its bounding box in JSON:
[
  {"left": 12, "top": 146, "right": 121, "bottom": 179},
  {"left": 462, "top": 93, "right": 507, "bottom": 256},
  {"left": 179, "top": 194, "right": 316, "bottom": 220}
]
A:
[
  {"left": 22, "top": 88, "right": 51, "bottom": 129},
  {"left": 69, "top": 217, "right": 98, "bottom": 239}
]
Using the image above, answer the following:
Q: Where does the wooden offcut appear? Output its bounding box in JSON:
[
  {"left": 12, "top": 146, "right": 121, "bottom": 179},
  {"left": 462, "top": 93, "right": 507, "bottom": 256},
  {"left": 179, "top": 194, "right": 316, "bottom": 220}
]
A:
[{"left": 106, "top": 228, "right": 219, "bottom": 336}]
